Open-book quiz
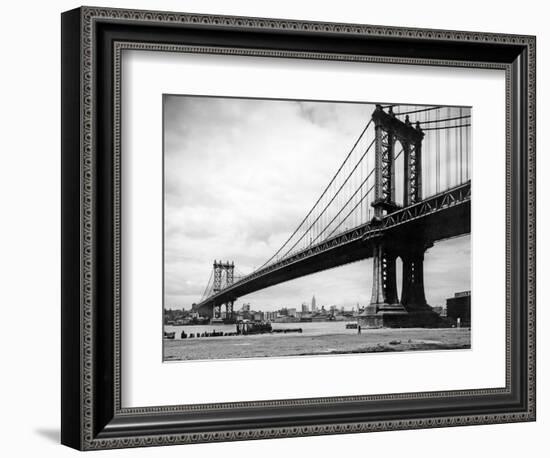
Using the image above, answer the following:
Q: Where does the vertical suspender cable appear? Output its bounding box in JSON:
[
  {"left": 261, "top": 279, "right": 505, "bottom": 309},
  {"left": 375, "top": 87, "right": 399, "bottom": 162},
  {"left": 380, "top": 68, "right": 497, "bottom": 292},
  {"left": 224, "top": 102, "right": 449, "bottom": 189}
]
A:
[
  {"left": 459, "top": 107, "right": 463, "bottom": 183},
  {"left": 453, "top": 108, "right": 461, "bottom": 185},
  {"left": 425, "top": 110, "right": 429, "bottom": 197},
  {"left": 446, "top": 107, "right": 451, "bottom": 188},
  {"left": 353, "top": 138, "right": 356, "bottom": 228},
  {"left": 466, "top": 112, "right": 472, "bottom": 180},
  {"left": 436, "top": 108, "right": 440, "bottom": 193},
  {"left": 425, "top": 109, "right": 428, "bottom": 195},
  {"left": 361, "top": 126, "right": 364, "bottom": 223}
]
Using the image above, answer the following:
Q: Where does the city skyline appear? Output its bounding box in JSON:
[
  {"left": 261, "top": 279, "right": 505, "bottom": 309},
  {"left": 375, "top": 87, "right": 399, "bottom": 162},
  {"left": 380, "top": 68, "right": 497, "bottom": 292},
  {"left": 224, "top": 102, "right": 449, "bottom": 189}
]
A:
[
  {"left": 164, "top": 96, "right": 470, "bottom": 313},
  {"left": 165, "top": 300, "right": 359, "bottom": 313},
  {"left": 166, "top": 258, "right": 471, "bottom": 313}
]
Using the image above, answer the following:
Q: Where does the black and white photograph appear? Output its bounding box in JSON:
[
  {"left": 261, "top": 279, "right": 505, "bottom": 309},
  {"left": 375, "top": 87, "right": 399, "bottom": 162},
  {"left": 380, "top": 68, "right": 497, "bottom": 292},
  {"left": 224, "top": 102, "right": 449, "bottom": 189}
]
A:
[
  {"left": 51, "top": 1, "right": 539, "bottom": 453},
  {"left": 163, "top": 95, "right": 472, "bottom": 361}
]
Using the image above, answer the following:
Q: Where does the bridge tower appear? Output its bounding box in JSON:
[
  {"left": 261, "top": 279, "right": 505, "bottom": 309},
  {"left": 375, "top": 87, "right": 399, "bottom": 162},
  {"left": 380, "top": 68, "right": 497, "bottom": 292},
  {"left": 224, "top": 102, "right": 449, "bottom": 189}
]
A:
[
  {"left": 224, "top": 261, "right": 235, "bottom": 320},
  {"left": 361, "top": 105, "right": 437, "bottom": 328},
  {"left": 211, "top": 261, "right": 235, "bottom": 320},
  {"left": 212, "top": 261, "right": 222, "bottom": 319}
]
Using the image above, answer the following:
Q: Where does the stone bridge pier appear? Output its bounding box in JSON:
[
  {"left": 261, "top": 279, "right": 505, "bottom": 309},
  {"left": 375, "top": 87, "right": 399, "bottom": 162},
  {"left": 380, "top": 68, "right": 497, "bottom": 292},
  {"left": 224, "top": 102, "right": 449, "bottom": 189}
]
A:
[{"left": 359, "top": 235, "right": 441, "bottom": 328}]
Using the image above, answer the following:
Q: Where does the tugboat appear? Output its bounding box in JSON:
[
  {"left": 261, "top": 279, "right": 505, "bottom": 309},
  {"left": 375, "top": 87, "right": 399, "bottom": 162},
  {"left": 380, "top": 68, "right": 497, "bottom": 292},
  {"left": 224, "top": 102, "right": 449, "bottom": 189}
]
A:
[
  {"left": 164, "top": 331, "right": 176, "bottom": 339},
  {"left": 345, "top": 322, "right": 358, "bottom": 329},
  {"left": 236, "top": 319, "right": 272, "bottom": 335}
]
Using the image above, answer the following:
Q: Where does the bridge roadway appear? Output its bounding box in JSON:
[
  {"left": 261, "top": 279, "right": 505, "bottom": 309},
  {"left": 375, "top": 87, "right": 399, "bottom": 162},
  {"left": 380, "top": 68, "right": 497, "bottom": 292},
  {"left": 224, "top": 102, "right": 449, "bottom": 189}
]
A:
[{"left": 197, "top": 181, "right": 470, "bottom": 315}]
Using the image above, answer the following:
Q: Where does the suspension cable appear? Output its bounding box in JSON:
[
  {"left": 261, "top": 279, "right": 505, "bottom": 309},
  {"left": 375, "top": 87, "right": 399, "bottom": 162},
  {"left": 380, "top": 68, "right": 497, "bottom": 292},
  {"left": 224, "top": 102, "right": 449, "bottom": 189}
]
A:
[
  {"left": 257, "top": 119, "right": 373, "bottom": 269},
  {"left": 307, "top": 171, "right": 375, "bottom": 248},
  {"left": 325, "top": 184, "right": 376, "bottom": 240},
  {"left": 422, "top": 123, "right": 471, "bottom": 131},
  {"left": 200, "top": 269, "right": 214, "bottom": 301},
  {"left": 276, "top": 137, "right": 376, "bottom": 260},
  {"left": 418, "top": 114, "right": 471, "bottom": 124},
  {"left": 394, "top": 147, "right": 405, "bottom": 161}
]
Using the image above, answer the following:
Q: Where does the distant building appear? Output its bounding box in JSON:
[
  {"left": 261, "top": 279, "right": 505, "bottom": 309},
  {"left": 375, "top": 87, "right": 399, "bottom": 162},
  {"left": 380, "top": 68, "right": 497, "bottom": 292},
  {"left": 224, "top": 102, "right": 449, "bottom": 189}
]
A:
[
  {"left": 241, "top": 303, "right": 251, "bottom": 312},
  {"left": 287, "top": 308, "right": 297, "bottom": 318},
  {"left": 301, "top": 303, "right": 309, "bottom": 313},
  {"left": 446, "top": 291, "right": 471, "bottom": 326},
  {"left": 311, "top": 295, "right": 317, "bottom": 312}
]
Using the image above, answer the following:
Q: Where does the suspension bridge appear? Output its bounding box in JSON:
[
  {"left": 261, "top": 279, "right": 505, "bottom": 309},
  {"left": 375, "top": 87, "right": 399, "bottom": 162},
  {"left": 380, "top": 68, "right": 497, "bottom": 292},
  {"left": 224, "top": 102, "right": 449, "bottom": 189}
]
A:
[{"left": 195, "top": 104, "right": 471, "bottom": 328}]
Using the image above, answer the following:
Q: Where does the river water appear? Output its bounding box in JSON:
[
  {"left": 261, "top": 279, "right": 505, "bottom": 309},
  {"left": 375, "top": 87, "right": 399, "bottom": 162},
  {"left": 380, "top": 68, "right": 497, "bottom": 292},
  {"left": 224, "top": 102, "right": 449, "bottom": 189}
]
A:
[{"left": 164, "top": 321, "right": 358, "bottom": 340}]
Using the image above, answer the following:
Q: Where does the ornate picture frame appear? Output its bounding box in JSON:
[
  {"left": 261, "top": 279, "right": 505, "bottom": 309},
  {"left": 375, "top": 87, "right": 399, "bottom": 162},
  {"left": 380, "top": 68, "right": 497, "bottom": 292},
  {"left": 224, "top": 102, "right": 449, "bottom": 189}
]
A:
[{"left": 61, "top": 6, "right": 536, "bottom": 450}]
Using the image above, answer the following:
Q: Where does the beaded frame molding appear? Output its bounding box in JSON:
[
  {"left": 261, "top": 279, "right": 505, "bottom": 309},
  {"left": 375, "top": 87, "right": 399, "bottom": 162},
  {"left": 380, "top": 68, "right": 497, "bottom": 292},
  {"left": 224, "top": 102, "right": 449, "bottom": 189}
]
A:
[{"left": 61, "top": 6, "right": 536, "bottom": 451}]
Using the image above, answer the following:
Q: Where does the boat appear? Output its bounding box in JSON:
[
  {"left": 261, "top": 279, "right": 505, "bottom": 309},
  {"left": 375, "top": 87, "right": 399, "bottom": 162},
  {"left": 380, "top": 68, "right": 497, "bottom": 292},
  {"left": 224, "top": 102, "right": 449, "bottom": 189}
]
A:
[
  {"left": 236, "top": 320, "right": 272, "bottom": 335},
  {"left": 164, "top": 331, "right": 176, "bottom": 339},
  {"left": 345, "top": 322, "right": 358, "bottom": 329}
]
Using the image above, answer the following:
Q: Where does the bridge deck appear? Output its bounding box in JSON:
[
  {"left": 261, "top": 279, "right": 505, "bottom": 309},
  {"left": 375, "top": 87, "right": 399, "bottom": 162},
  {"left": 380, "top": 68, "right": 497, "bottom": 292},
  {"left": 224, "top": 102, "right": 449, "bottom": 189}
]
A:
[{"left": 197, "top": 181, "right": 470, "bottom": 313}]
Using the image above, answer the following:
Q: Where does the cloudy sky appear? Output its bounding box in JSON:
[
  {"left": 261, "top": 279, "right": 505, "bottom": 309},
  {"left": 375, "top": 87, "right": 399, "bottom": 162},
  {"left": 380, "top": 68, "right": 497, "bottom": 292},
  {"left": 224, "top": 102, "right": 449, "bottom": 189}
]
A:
[{"left": 163, "top": 95, "right": 470, "bottom": 311}]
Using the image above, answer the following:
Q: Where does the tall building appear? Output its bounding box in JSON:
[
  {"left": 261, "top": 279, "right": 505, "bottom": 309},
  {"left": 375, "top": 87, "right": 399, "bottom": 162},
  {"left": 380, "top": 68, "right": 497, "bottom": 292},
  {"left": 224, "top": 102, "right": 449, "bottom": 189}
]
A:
[
  {"left": 301, "top": 303, "right": 309, "bottom": 313},
  {"left": 311, "top": 295, "right": 317, "bottom": 312}
]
